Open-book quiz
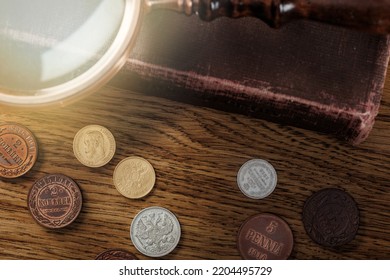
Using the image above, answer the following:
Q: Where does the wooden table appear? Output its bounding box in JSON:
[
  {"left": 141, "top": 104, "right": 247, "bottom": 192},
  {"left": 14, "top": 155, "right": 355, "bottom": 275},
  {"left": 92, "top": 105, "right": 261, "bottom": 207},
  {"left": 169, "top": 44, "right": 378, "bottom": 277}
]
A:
[{"left": 1, "top": 69, "right": 389, "bottom": 260}]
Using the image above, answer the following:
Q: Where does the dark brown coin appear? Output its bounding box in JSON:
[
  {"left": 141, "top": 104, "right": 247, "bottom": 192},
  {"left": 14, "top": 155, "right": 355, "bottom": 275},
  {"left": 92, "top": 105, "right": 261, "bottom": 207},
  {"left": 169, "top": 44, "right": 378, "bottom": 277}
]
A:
[
  {"left": 237, "top": 213, "right": 294, "bottom": 260},
  {"left": 0, "top": 123, "right": 38, "bottom": 178},
  {"left": 28, "top": 174, "right": 82, "bottom": 229},
  {"left": 95, "top": 249, "right": 138, "bottom": 260},
  {"left": 302, "top": 188, "right": 359, "bottom": 248}
]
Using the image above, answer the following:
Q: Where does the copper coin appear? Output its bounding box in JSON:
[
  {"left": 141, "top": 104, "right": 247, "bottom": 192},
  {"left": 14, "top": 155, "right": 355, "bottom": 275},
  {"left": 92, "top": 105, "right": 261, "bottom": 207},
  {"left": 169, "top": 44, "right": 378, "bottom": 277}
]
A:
[
  {"left": 302, "top": 188, "right": 359, "bottom": 248},
  {"left": 0, "top": 123, "right": 38, "bottom": 178},
  {"left": 237, "top": 213, "right": 294, "bottom": 260},
  {"left": 28, "top": 174, "right": 82, "bottom": 229},
  {"left": 95, "top": 249, "right": 138, "bottom": 260}
]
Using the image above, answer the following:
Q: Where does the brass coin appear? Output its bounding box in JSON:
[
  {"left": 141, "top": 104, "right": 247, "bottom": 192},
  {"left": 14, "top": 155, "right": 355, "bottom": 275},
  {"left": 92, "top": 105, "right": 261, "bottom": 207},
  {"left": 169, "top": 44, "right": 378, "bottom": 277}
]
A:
[
  {"left": 113, "top": 156, "right": 156, "bottom": 199},
  {"left": 73, "top": 125, "right": 116, "bottom": 168},
  {"left": 0, "top": 123, "right": 38, "bottom": 178}
]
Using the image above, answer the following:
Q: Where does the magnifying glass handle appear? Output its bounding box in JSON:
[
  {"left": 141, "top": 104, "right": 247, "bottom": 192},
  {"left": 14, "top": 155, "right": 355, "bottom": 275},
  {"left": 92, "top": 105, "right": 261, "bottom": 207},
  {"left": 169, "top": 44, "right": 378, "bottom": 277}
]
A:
[{"left": 145, "top": 0, "right": 390, "bottom": 34}]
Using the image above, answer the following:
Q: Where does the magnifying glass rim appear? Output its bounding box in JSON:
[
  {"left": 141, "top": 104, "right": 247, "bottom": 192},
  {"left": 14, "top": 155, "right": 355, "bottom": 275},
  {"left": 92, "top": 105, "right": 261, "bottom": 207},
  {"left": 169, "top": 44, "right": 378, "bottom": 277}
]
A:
[{"left": 0, "top": 0, "right": 142, "bottom": 108}]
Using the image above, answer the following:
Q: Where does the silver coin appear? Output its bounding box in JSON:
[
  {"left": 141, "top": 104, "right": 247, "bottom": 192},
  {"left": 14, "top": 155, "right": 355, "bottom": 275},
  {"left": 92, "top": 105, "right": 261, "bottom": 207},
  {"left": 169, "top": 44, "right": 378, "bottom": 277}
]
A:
[
  {"left": 130, "top": 206, "right": 181, "bottom": 258},
  {"left": 237, "top": 159, "right": 277, "bottom": 199}
]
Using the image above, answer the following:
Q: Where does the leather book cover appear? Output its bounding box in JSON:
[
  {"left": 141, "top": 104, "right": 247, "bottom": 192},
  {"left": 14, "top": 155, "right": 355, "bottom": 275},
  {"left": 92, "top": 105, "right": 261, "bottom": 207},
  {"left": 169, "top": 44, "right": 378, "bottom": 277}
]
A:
[{"left": 112, "top": 11, "right": 390, "bottom": 144}]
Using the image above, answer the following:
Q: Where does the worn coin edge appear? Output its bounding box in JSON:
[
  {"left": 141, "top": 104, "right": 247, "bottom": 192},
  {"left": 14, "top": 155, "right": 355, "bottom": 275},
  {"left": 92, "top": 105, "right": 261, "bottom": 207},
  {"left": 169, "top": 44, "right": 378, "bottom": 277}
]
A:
[{"left": 95, "top": 248, "right": 138, "bottom": 260}]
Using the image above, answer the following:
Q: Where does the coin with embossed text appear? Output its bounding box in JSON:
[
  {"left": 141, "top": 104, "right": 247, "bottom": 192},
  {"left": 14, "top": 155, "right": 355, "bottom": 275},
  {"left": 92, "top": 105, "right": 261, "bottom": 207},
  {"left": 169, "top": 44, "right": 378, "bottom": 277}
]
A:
[
  {"left": 302, "top": 188, "right": 359, "bottom": 248},
  {"left": 130, "top": 206, "right": 181, "bottom": 258},
  {"left": 95, "top": 249, "right": 138, "bottom": 260},
  {"left": 0, "top": 123, "right": 38, "bottom": 178},
  {"left": 28, "top": 174, "right": 82, "bottom": 229},
  {"left": 237, "top": 159, "right": 277, "bottom": 199},
  {"left": 237, "top": 213, "right": 294, "bottom": 260},
  {"left": 113, "top": 156, "right": 155, "bottom": 199},
  {"left": 73, "top": 125, "right": 116, "bottom": 168}
]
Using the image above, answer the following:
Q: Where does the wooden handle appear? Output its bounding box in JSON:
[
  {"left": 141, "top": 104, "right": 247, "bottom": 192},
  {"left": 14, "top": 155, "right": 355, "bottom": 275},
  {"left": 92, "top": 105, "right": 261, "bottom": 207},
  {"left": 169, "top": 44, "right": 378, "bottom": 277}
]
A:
[{"left": 196, "top": 0, "right": 390, "bottom": 33}]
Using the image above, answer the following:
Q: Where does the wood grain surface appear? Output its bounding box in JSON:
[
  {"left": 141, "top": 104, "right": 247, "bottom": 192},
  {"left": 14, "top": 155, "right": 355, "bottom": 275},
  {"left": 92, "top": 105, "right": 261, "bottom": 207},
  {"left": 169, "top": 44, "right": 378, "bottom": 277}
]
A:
[{"left": 0, "top": 70, "right": 389, "bottom": 260}]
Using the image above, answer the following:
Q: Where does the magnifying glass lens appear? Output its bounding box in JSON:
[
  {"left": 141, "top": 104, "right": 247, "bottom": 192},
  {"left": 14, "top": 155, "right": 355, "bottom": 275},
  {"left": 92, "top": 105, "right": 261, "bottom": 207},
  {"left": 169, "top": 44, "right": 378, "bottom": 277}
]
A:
[{"left": 0, "top": 0, "right": 141, "bottom": 106}]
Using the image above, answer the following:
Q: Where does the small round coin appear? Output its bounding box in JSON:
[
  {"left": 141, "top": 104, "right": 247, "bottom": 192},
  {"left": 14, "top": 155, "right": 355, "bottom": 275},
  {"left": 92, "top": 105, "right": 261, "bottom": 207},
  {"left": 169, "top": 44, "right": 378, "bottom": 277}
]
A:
[
  {"left": 237, "top": 159, "right": 277, "bottom": 199},
  {"left": 28, "top": 174, "right": 82, "bottom": 229},
  {"left": 130, "top": 206, "right": 181, "bottom": 258},
  {"left": 302, "top": 188, "right": 359, "bottom": 248},
  {"left": 95, "top": 249, "right": 138, "bottom": 260},
  {"left": 237, "top": 213, "right": 294, "bottom": 260},
  {"left": 0, "top": 123, "right": 38, "bottom": 178},
  {"left": 113, "top": 156, "right": 156, "bottom": 199},
  {"left": 73, "top": 125, "right": 116, "bottom": 168}
]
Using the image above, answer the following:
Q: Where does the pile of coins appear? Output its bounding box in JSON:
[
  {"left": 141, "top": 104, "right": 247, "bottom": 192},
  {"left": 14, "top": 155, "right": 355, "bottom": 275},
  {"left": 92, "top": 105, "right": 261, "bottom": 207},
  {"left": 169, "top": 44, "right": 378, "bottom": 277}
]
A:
[
  {"left": 0, "top": 122, "right": 360, "bottom": 260},
  {"left": 235, "top": 159, "right": 360, "bottom": 260},
  {"left": 0, "top": 122, "right": 182, "bottom": 259}
]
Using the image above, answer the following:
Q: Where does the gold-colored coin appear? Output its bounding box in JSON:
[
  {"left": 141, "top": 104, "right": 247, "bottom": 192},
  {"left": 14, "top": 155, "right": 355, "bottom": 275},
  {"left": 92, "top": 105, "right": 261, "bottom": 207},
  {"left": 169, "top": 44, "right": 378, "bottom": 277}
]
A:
[
  {"left": 73, "top": 125, "right": 116, "bottom": 168},
  {"left": 113, "top": 156, "right": 156, "bottom": 199}
]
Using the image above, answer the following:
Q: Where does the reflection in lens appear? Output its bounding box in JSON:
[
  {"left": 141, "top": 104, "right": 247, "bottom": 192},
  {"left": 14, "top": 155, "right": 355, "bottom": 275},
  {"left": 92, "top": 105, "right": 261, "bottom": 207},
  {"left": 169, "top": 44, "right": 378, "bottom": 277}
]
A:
[{"left": 0, "top": 0, "right": 124, "bottom": 91}]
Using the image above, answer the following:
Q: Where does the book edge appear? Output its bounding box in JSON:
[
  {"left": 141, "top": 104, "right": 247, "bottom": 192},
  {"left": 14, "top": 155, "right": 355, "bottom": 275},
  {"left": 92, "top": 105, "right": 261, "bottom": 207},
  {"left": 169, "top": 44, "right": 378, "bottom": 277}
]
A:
[{"left": 121, "top": 55, "right": 390, "bottom": 144}]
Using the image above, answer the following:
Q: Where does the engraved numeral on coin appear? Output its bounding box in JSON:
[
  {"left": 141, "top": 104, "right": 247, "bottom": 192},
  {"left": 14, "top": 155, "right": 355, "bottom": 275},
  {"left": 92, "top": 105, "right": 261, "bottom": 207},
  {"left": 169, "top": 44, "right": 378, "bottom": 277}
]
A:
[
  {"left": 13, "top": 139, "right": 22, "bottom": 149},
  {"left": 248, "top": 247, "right": 267, "bottom": 260},
  {"left": 266, "top": 221, "right": 278, "bottom": 234}
]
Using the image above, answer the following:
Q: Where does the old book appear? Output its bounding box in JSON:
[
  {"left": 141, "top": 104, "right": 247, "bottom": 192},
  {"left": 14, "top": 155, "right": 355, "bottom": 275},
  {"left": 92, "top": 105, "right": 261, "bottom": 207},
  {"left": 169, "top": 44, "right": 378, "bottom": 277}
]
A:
[{"left": 111, "top": 11, "right": 390, "bottom": 145}]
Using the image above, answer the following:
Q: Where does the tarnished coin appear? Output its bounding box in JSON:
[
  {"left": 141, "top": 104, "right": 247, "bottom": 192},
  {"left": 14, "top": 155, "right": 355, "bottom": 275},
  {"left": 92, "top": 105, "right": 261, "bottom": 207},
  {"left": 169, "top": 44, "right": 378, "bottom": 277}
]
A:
[
  {"left": 95, "top": 249, "right": 138, "bottom": 260},
  {"left": 237, "top": 213, "right": 294, "bottom": 260},
  {"left": 73, "top": 125, "right": 116, "bottom": 168},
  {"left": 302, "top": 188, "right": 359, "bottom": 248},
  {"left": 113, "top": 156, "right": 156, "bottom": 199},
  {"left": 237, "top": 159, "right": 277, "bottom": 199},
  {"left": 130, "top": 206, "right": 181, "bottom": 258},
  {"left": 0, "top": 123, "right": 38, "bottom": 178},
  {"left": 28, "top": 174, "right": 82, "bottom": 229}
]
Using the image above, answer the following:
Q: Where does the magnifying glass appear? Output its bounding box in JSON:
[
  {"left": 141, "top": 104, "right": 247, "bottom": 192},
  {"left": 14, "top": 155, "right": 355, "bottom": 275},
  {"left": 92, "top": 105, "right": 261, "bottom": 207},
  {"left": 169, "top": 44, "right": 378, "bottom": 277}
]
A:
[{"left": 1, "top": 0, "right": 389, "bottom": 108}]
